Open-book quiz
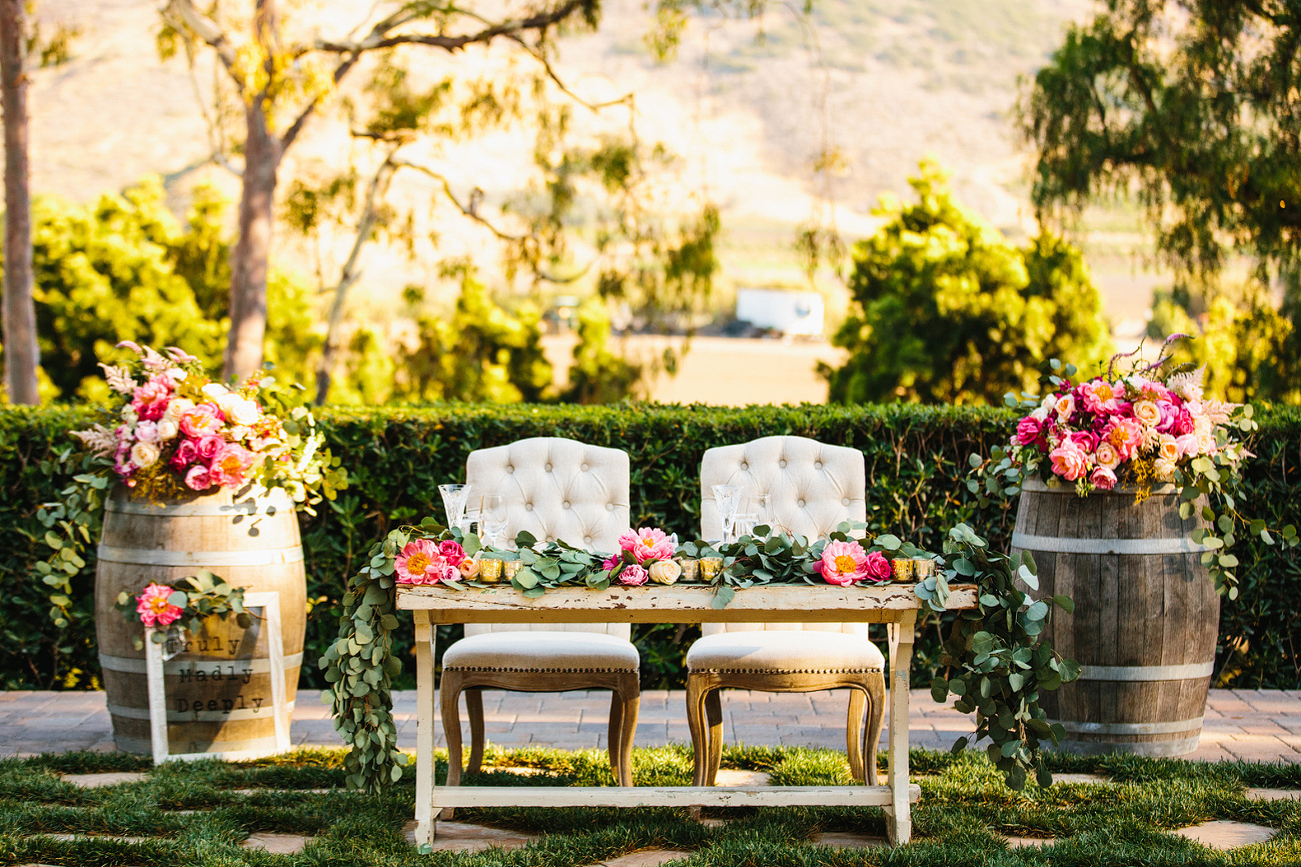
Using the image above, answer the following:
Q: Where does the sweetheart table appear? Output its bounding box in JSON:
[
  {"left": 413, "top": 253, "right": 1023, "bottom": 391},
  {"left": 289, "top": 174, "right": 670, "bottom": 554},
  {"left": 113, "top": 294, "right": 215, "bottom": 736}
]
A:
[{"left": 397, "top": 582, "right": 978, "bottom": 846}]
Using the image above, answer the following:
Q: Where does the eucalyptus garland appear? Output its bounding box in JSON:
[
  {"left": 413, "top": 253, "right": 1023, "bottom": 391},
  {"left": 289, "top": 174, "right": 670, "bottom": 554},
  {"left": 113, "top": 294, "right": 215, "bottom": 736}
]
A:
[
  {"left": 327, "top": 520, "right": 1076, "bottom": 794},
  {"left": 918, "top": 524, "right": 1078, "bottom": 790}
]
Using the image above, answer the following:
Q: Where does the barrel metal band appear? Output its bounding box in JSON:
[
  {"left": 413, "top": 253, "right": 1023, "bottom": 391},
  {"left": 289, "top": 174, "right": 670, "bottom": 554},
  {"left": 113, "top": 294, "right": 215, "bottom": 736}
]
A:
[
  {"left": 106, "top": 495, "right": 294, "bottom": 517},
  {"left": 96, "top": 545, "right": 304, "bottom": 566},
  {"left": 108, "top": 701, "right": 296, "bottom": 723},
  {"left": 1078, "top": 662, "right": 1215, "bottom": 682},
  {"left": 99, "top": 652, "right": 304, "bottom": 675},
  {"left": 1050, "top": 716, "right": 1204, "bottom": 735},
  {"left": 1010, "top": 532, "right": 1210, "bottom": 555}
]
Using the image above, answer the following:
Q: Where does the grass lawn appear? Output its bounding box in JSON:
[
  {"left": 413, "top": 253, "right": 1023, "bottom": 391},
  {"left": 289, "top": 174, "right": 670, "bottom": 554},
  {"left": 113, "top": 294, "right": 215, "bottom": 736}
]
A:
[{"left": 3, "top": 745, "right": 1301, "bottom": 865}]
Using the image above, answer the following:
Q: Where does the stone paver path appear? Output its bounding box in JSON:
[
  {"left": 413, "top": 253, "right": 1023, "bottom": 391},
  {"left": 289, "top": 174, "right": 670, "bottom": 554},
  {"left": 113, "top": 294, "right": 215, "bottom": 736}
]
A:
[
  {"left": 1174, "top": 820, "right": 1277, "bottom": 850},
  {"left": 596, "top": 850, "right": 694, "bottom": 866},
  {"left": 241, "top": 832, "right": 312, "bottom": 854},
  {"left": 6, "top": 688, "right": 1301, "bottom": 762}
]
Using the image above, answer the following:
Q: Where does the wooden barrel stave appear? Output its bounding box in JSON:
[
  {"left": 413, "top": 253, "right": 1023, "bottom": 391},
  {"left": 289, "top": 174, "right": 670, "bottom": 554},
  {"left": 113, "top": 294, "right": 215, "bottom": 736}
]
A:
[
  {"left": 1012, "top": 479, "right": 1216, "bottom": 757},
  {"left": 94, "top": 486, "right": 305, "bottom": 759}
]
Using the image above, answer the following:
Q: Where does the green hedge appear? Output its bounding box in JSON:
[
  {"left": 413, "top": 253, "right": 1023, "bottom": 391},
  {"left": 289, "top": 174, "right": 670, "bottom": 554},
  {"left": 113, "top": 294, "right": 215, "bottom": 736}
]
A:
[{"left": 2, "top": 403, "right": 1298, "bottom": 692}]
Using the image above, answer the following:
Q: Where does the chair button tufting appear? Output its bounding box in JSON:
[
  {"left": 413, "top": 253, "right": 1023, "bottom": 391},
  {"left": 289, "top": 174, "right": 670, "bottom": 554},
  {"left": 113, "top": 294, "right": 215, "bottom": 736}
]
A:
[
  {"left": 525, "top": 503, "right": 534, "bottom": 511},
  {"left": 545, "top": 463, "right": 553, "bottom": 472},
  {"left": 779, "top": 460, "right": 787, "bottom": 468},
  {"left": 584, "top": 536, "right": 593, "bottom": 544},
  {"left": 581, "top": 463, "right": 589, "bottom": 471},
  {"left": 842, "top": 498, "right": 850, "bottom": 506},
  {"left": 815, "top": 461, "right": 823, "bottom": 469},
  {"left": 606, "top": 503, "right": 615, "bottom": 511},
  {"left": 797, "top": 499, "right": 806, "bottom": 507},
  {"left": 506, "top": 465, "right": 514, "bottom": 474},
  {"left": 740, "top": 462, "right": 748, "bottom": 470},
  {"left": 563, "top": 501, "right": 571, "bottom": 509}
]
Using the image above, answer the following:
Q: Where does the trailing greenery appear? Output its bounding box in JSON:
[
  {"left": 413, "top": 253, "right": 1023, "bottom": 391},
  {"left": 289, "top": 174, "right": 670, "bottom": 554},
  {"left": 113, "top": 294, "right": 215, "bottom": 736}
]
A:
[
  {"left": 2, "top": 403, "right": 1299, "bottom": 693},
  {"left": 6, "top": 746, "right": 1301, "bottom": 864}
]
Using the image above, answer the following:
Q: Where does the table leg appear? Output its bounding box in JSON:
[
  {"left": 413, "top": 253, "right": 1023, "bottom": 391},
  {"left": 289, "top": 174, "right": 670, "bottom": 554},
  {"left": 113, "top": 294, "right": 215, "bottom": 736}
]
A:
[
  {"left": 413, "top": 611, "right": 438, "bottom": 845},
  {"left": 885, "top": 610, "right": 916, "bottom": 845}
]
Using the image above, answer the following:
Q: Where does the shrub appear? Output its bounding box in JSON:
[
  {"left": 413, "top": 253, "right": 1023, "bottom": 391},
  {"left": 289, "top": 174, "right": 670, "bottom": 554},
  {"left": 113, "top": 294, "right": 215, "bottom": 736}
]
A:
[{"left": 1, "top": 403, "right": 1296, "bottom": 691}]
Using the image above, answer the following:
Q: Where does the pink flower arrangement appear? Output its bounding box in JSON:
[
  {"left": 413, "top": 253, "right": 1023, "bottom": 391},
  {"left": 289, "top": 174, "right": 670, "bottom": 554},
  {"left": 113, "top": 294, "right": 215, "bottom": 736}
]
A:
[
  {"left": 819, "top": 540, "right": 869, "bottom": 586},
  {"left": 618, "top": 563, "right": 649, "bottom": 586},
  {"left": 136, "top": 583, "right": 183, "bottom": 628},
  {"left": 1006, "top": 354, "right": 1248, "bottom": 493},
  {"left": 619, "top": 527, "right": 676, "bottom": 563},
  {"left": 71, "top": 342, "right": 337, "bottom": 502},
  {"left": 395, "top": 539, "right": 463, "bottom": 585}
]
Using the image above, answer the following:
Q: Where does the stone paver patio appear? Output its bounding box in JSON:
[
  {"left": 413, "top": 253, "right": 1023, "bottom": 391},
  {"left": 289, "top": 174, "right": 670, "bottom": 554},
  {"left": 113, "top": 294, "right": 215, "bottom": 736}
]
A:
[{"left": 3, "top": 688, "right": 1301, "bottom": 762}]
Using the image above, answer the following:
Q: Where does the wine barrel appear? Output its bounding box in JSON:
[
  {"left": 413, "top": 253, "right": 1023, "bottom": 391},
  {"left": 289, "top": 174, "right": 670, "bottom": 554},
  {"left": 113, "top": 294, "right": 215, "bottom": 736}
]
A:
[
  {"left": 94, "top": 485, "right": 305, "bottom": 759},
  {"left": 1011, "top": 478, "right": 1216, "bottom": 757}
]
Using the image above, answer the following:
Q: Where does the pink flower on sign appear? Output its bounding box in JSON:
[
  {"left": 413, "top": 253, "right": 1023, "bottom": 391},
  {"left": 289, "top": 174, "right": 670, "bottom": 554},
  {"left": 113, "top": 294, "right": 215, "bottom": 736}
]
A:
[
  {"left": 1049, "top": 439, "right": 1089, "bottom": 481},
  {"left": 184, "top": 464, "right": 212, "bottom": 490},
  {"left": 439, "top": 541, "right": 466, "bottom": 567},
  {"left": 1090, "top": 466, "right": 1118, "bottom": 490},
  {"left": 820, "top": 539, "right": 868, "bottom": 586},
  {"left": 617, "top": 563, "right": 649, "bottom": 586},
  {"left": 619, "top": 527, "right": 675, "bottom": 563},
  {"left": 179, "top": 403, "right": 225, "bottom": 438},
  {"left": 136, "top": 583, "right": 183, "bottom": 628},
  {"left": 862, "top": 550, "right": 893, "bottom": 583}
]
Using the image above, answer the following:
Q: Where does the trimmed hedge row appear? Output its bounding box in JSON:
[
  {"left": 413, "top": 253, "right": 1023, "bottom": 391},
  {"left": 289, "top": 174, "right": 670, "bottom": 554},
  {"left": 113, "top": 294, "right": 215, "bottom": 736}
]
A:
[{"left": 1, "top": 403, "right": 1298, "bottom": 692}]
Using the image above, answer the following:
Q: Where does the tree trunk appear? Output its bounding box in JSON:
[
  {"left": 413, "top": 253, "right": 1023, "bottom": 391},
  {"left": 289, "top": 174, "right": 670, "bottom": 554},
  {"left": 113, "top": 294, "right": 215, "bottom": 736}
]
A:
[
  {"left": 223, "top": 96, "right": 280, "bottom": 381},
  {"left": 0, "top": 0, "right": 39, "bottom": 404}
]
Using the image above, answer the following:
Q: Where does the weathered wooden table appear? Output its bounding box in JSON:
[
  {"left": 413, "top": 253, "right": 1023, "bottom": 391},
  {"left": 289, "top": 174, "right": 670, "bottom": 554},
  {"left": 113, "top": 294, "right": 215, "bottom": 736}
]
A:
[{"left": 397, "top": 582, "right": 977, "bottom": 846}]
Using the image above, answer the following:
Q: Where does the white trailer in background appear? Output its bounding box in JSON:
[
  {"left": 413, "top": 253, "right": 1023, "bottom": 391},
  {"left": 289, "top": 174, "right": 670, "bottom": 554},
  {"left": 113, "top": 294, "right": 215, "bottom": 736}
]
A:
[{"left": 735, "top": 288, "right": 825, "bottom": 338}]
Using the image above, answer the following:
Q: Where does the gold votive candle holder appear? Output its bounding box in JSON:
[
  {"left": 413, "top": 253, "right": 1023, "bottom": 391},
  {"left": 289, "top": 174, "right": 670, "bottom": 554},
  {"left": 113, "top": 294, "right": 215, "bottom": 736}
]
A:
[
  {"left": 891, "top": 558, "right": 915, "bottom": 582},
  {"left": 911, "top": 559, "right": 936, "bottom": 580},
  {"left": 698, "top": 557, "right": 724, "bottom": 581},
  {"left": 677, "top": 558, "right": 700, "bottom": 582},
  {"left": 503, "top": 560, "right": 524, "bottom": 580},
  {"left": 478, "top": 558, "right": 503, "bottom": 583}
]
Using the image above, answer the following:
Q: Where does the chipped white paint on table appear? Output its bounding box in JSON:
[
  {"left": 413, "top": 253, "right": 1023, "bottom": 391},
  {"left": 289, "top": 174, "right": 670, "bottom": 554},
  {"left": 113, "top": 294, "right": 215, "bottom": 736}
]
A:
[{"left": 397, "top": 583, "right": 978, "bottom": 847}]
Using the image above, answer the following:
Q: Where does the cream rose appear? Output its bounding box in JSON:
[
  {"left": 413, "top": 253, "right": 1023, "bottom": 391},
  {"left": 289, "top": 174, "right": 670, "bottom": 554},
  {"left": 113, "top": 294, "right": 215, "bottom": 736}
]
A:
[
  {"left": 1153, "top": 457, "right": 1178, "bottom": 481},
  {"left": 1133, "top": 400, "right": 1161, "bottom": 427},
  {"left": 155, "top": 419, "right": 179, "bottom": 441},
  {"left": 202, "top": 382, "right": 229, "bottom": 400},
  {"left": 1054, "top": 393, "right": 1075, "bottom": 420},
  {"left": 648, "top": 559, "right": 683, "bottom": 585},
  {"left": 227, "top": 397, "right": 261, "bottom": 427},
  {"left": 1094, "top": 441, "right": 1121, "bottom": 470},
  {"left": 164, "top": 397, "right": 194, "bottom": 423},
  {"left": 130, "top": 441, "right": 160, "bottom": 468},
  {"left": 1158, "top": 435, "right": 1179, "bottom": 463}
]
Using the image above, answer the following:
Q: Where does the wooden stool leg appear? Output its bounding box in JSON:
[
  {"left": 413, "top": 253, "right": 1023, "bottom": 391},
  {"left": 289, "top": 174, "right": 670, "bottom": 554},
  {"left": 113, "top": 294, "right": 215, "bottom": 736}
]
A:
[
  {"left": 846, "top": 687, "right": 866, "bottom": 782},
  {"left": 864, "top": 672, "right": 886, "bottom": 787},
  {"left": 607, "top": 688, "right": 624, "bottom": 784},
  {"left": 465, "top": 687, "right": 485, "bottom": 775},
  {"left": 615, "top": 674, "right": 639, "bottom": 787},
  {"left": 686, "top": 675, "right": 708, "bottom": 787},
  {"left": 439, "top": 670, "right": 465, "bottom": 819},
  {"left": 704, "top": 688, "right": 724, "bottom": 787}
]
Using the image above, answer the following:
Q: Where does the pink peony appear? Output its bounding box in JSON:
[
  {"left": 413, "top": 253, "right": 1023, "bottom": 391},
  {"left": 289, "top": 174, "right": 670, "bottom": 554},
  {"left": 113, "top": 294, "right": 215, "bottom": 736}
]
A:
[
  {"left": 184, "top": 464, "right": 212, "bottom": 490},
  {"left": 1049, "top": 439, "right": 1090, "bottom": 481},
  {"left": 1155, "top": 400, "right": 1179, "bottom": 433},
  {"left": 170, "top": 438, "right": 199, "bottom": 471},
  {"left": 136, "top": 583, "right": 183, "bottom": 628},
  {"left": 179, "top": 403, "right": 225, "bottom": 438},
  {"left": 439, "top": 541, "right": 466, "bottom": 567},
  {"left": 194, "top": 433, "right": 225, "bottom": 461},
  {"left": 207, "top": 442, "right": 256, "bottom": 488},
  {"left": 1080, "top": 380, "right": 1121, "bottom": 415},
  {"left": 862, "top": 550, "right": 893, "bottom": 583},
  {"left": 619, "top": 527, "right": 675, "bottom": 563},
  {"left": 395, "top": 539, "right": 460, "bottom": 585},
  {"left": 1090, "top": 466, "right": 1117, "bottom": 490},
  {"left": 1069, "top": 430, "right": 1100, "bottom": 453},
  {"left": 618, "top": 563, "right": 649, "bottom": 585},
  {"left": 130, "top": 375, "right": 173, "bottom": 421},
  {"left": 820, "top": 539, "right": 868, "bottom": 586},
  {"left": 1103, "top": 417, "right": 1144, "bottom": 461}
]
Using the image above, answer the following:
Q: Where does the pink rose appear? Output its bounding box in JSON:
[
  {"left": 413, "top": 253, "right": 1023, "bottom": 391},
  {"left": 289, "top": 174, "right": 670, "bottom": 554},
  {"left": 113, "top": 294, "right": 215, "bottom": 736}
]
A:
[
  {"left": 1155, "top": 400, "right": 1179, "bottom": 433},
  {"left": 130, "top": 376, "right": 173, "bottom": 421},
  {"left": 820, "top": 540, "right": 868, "bottom": 586},
  {"left": 184, "top": 464, "right": 212, "bottom": 491},
  {"left": 619, "top": 527, "right": 675, "bottom": 563},
  {"left": 169, "top": 438, "right": 199, "bottom": 471},
  {"left": 1102, "top": 418, "right": 1144, "bottom": 461},
  {"left": 439, "top": 541, "right": 466, "bottom": 567},
  {"left": 1069, "top": 430, "right": 1100, "bottom": 453},
  {"left": 1054, "top": 393, "right": 1075, "bottom": 422},
  {"left": 195, "top": 433, "right": 225, "bottom": 461},
  {"left": 208, "top": 442, "right": 255, "bottom": 488},
  {"left": 618, "top": 563, "right": 649, "bottom": 586},
  {"left": 136, "top": 583, "right": 183, "bottom": 628},
  {"left": 1175, "top": 433, "right": 1200, "bottom": 458},
  {"left": 1174, "top": 408, "right": 1195, "bottom": 436},
  {"left": 179, "top": 403, "right": 225, "bottom": 438},
  {"left": 1015, "top": 415, "right": 1046, "bottom": 448},
  {"left": 1090, "top": 466, "right": 1117, "bottom": 490},
  {"left": 863, "top": 551, "right": 892, "bottom": 583},
  {"left": 1049, "top": 439, "right": 1089, "bottom": 481}
]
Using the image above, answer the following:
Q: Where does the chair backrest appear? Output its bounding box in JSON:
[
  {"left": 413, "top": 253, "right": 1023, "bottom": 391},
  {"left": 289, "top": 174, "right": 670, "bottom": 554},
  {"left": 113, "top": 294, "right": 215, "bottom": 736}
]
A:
[
  {"left": 700, "top": 435, "right": 867, "bottom": 636},
  {"left": 465, "top": 437, "right": 631, "bottom": 638}
]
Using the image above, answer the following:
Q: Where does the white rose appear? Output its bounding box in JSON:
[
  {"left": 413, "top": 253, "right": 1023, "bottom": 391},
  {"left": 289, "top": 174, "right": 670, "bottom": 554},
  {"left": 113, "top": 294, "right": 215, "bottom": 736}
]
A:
[
  {"left": 228, "top": 397, "right": 261, "bottom": 426},
  {"left": 1153, "top": 457, "right": 1177, "bottom": 481},
  {"left": 648, "top": 559, "right": 683, "bottom": 585},
  {"left": 130, "top": 441, "right": 160, "bottom": 468},
  {"left": 164, "top": 397, "right": 194, "bottom": 422},
  {"left": 156, "top": 419, "right": 179, "bottom": 441},
  {"left": 202, "top": 382, "right": 229, "bottom": 399},
  {"left": 165, "top": 367, "right": 187, "bottom": 383}
]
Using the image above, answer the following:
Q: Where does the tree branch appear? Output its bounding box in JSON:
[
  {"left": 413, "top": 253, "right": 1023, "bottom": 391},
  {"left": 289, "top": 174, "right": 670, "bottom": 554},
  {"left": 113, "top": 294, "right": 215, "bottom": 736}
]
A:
[
  {"left": 161, "top": 0, "right": 243, "bottom": 88},
  {"left": 314, "top": 0, "right": 591, "bottom": 56}
]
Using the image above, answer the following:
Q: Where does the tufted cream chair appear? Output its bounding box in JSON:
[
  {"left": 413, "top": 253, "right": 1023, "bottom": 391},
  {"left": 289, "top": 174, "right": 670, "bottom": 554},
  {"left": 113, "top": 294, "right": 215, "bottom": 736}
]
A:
[
  {"left": 440, "top": 438, "right": 640, "bottom": 790},
  {"left": 686, "top": 435, "right": 886, "bottom": 785}
]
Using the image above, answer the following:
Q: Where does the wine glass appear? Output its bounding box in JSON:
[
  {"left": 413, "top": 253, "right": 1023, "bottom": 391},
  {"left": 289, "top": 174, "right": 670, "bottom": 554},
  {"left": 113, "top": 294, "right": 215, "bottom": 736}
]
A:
[
  {"left": 739, "top": 494, "right": 771, "bottom": 537},
  {"left": 479, "top": 493, "right": 508, "bottom": 549},
  {"left": 712, "top": 484, "right": 743, "bottom": 543},
  {"left": 438, "top": 484, "right": 471, "bottom": 534}
]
